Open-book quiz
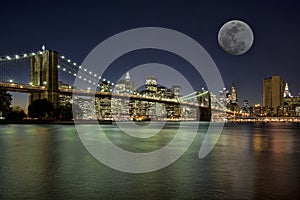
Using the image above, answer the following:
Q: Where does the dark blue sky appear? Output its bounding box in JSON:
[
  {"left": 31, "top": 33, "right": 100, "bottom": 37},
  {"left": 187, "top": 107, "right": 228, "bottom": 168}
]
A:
[{"left": 1, "top": 0, "right": 300, "bottom": 108}]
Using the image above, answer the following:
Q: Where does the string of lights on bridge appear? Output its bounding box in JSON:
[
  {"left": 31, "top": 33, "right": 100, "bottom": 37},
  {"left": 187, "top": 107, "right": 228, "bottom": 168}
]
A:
[
  {"left": 0, "top": 50, "right": 114, "bottom": 89},
  {"left": 0, "top": 51, "right": 44, "bottom": 62},
  {"left": 58, "top": 54, "right": 115, "bottom": 88}
]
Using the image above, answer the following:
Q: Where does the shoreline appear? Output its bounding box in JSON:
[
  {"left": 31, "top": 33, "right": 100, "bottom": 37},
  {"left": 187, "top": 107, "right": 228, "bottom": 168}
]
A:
[
  {"left": 0, "top": 119, "right": 113, "bottom": 125},
  {"left": 1, "top": 118, "right": 300, "bottom": 124},
  {"left": 227, "top": 117, "right": 300, "bottom": 123}
]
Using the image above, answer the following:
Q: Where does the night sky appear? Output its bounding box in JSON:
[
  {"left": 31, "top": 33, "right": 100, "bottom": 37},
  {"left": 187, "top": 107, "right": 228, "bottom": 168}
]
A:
[{"left": 1, "top": 0, "right": 300, "bottom": 109}]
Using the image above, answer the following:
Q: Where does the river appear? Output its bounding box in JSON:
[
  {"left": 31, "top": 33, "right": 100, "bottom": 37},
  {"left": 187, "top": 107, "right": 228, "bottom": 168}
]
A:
[{"left": 0, "top": 122, "right": 299, "bottom": 199}]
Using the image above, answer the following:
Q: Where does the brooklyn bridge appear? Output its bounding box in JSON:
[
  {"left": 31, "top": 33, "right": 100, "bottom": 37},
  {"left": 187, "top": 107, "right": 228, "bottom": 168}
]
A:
[{"left": 0, "top": 49, "right": 229, "bottom": 121}]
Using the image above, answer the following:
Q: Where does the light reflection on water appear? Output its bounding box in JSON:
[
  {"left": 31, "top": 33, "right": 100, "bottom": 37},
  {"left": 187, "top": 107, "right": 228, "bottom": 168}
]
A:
[{"left": 0, "top": 123, "right": 299, "bottom": 199}]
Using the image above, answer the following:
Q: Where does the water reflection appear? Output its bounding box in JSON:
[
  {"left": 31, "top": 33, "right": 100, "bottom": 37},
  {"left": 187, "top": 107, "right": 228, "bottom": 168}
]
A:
[
  {"left": 0, "top": 123, "right": 299, "bottom": 199},
  {"left": 251, "top": 123, "right": 300, "bottom": 199}
]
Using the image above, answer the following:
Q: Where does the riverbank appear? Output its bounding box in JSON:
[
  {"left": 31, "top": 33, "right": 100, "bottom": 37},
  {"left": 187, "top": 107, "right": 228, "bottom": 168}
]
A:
[
  {"left": 1, "top": 117, "right": 300, "bottom": 124},
  {"left": 227, "top": 117, "right": 300, "bottom": 123},
  {"left": 0, "top": 119, "right": 113, "bottom": 125}
]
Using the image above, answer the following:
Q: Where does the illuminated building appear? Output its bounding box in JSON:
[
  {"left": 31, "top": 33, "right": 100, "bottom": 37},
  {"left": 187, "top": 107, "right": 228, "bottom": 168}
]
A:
[
  {"left": 100, "top": 80, "right": 111, "bottom": 92},
  {"left": 283, "top": 83, "right": 292, "bottom": 98},
  {"left": 231, "top": 82, "right": 237, "bottom": 103},
  {"left": 228, "top": 83, "right": 239, "bottom": 112},
  {"left": 263, "top": 75, "right": 284, "bottom": 115},
  {"left": 171, "top": 85, "right": 181, "bottom": 99}
]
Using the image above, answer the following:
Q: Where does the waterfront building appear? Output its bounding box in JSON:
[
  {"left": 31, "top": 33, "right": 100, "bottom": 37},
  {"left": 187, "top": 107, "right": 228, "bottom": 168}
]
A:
[
  {"left": 283, "top": 93, "right": 300, "bottom": 116},
  {"left": 228, "top": 83, "right": 239, "bottom": 112},
  {"left": 263, "top": 75, "right": 284, "bottom": 115},
  {"left": 58, "top": 81, "right": 73, "bottom": 106},
  {"left": 171, "top": 85, "right": 181, "bottom": 99},
  {"left": 157, "top": 86, "right": 166, "bottom": 99},
  {"left": 100, "top": 80, "right": 111, "bottom": 92},
  {"left": 144, "top": 77, "right": 158, "bottom": 97},
  {"left": 219, "top": 88, "right": 228, "bottom": 108},
  {"left": 253, "top": 104, "right": 262, "bottom": 116},
  {"left": 75, "top": 97, "right": 97, "bottom": 120}
]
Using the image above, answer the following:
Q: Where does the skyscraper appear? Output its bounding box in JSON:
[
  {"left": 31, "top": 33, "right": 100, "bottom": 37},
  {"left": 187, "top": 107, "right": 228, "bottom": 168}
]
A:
[
  {"left": 263, "top": 75, "right": 284, "bottom": 114},
  {"left": 228, "top": 83, "right": 239, "bottom": 112},
  {"left": 283, "top": 83, "right": 292, "bottom": 98},
  {"left": 231, "top": 82, "right": 237, "bottom": 103}
]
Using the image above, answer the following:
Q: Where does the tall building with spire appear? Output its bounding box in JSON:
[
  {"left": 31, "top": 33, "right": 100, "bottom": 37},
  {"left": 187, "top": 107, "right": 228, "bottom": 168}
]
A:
[
  {"left": 283, "top": 83, "right": 292, "bottom": 98},
  {"left": 228, "top": 82, "right": 239, "bottom": 112},
  {"left": 114, "top": 71, "right": 136, "bottom": 93},
  {"left": 231, "top": 82, "right": 237, "bottom": 103},
  {"left": 124, "top": 71, "right": 131, "bottom": 91},
  {"left": 125, "top": 71, "right": 131, "bottom": 81}
]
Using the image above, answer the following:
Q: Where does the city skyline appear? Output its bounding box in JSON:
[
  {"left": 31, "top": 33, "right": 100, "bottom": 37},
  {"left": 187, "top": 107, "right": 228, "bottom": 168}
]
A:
[
  {"left": 1, "top": 0, "right": 300, "bottom": 108},
  {"left": 4, "top": 58, "right": 300, "bottom": 111}
]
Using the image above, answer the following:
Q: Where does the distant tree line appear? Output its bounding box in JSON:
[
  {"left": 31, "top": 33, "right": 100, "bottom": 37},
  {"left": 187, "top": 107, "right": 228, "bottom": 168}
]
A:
[
  {"left": 0, "top": 87, "right": 12, "bottom": 118},
  {"left": 28, "top": 99, "right": 83, "bottom": 121}
]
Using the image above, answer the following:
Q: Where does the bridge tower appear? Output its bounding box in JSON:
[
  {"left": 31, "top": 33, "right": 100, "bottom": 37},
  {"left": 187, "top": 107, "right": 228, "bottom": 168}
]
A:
[
  {"left": 29, "top": 50, "right": 59, "bottom": 107},
  {"left": 196, "top": 92, "right": 211, "bottom": 121}
]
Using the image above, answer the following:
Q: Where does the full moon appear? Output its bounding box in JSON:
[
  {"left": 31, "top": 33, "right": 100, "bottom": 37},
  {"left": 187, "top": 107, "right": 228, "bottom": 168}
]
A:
[{"left": 218, "top": 20, "right": 254, "bottom": 55}]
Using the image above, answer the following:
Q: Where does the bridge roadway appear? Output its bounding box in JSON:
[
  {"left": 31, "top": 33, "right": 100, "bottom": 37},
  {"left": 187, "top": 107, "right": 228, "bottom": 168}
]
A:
[
  {"left": 0, "top": 82, "right": 46, "bottom": 92},
  {"left": 1, "top": 82, "right": 211, "bottom": 109}
]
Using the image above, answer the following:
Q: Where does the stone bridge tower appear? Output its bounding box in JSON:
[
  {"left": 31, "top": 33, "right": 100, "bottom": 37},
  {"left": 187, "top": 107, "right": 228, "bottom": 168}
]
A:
[{"left": 29, "top": 50, "right": 59, "bottom": 107}]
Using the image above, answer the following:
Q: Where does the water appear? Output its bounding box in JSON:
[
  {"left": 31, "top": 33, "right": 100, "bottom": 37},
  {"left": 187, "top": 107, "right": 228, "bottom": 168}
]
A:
[{"left": 0, "top": 123, "right": 300, "bottom": 199}]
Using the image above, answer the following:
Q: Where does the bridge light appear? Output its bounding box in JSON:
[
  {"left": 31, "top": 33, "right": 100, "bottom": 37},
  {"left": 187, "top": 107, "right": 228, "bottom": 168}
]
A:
[
  {"left": 98, "top": 76, "right": 101, "bottom": 79},
  {"left": 43, "top": 81, "right": 47, "bottom": 85},
  {"left": 87, "top": 87, "right": 90, "bottom": 90},
  {"left": 15, "top": 55, "right": 19, "bottom": 59},
  {"left": 23, "top": 54, "right": 28, "bottom": 57},
  {"left": 103, "top": 78, "right": 106, "bottom": 81},
  {"left": 29, "top": 82, "right": 33, "bottom": 86},
  {"left": 94, "top": 74, "right": 97, "bottom": 77},
  {"left": 84, "top": 78, "right": 86, "bottom": 81},
  {"left": 61, "top": 56, "right": 65, "bottom": 59},
  {"left": 89, "top": 71, "right": 92, "bottom": 74},
  {"left": 39, "top": 51, "right": 43, "bottom": 54},
  {"left": 107, "top": 80, "right": 110, "bottom": 83},
  {"left": 67, "top": 59, "right": 71, "bottom": 63},
  {"left": 68, "top": 86, "right": 72, "bottom": 89},
  {"left": 79, "top": 66, "right": 82, "bottom": 69},
  {"left": 73, "top": 73, "right": 76, "bottom": 76},
  {"left": 79, "top": 76, "right": 82, "bottom": 79},
  {"left": 88, "top": 80, "right": 91, "bottom": 83},
  {"left": 31, "top": 52, "right": 35, "bottom": 56},
  {"left": 6, "top": 56, "right": 11, "bottom": 60},
  {"left": 9, "top": 79, "right": 13, "bottom": 83},
  {"left": 73, "top": 62, "right": 77, "bottom": 66},
  {"left": 57, "top": 65, "right": 60, "bottom": 68},
  {"left": 63, "top": 68, "right": 66, "bottom": 71}
]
